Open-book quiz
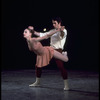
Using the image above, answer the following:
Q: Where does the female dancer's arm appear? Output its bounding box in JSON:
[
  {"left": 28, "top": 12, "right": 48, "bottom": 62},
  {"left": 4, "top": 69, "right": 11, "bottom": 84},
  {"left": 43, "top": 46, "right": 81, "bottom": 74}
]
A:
[{"left": 34, "top": 29, "right": 59, "bottom": 42}]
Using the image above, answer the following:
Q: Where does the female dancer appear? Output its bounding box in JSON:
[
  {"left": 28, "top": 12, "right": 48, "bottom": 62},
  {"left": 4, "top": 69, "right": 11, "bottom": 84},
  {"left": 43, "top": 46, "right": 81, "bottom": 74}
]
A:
[{"left": 23, "top": 27, "right": 69, "bottom": 90}]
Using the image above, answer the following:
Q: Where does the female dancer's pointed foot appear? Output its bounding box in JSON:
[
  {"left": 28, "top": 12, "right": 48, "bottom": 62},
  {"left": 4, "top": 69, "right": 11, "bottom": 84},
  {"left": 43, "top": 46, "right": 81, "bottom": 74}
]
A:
[{"left": 62, "top": 51, "right": 67, "bottom": 56}]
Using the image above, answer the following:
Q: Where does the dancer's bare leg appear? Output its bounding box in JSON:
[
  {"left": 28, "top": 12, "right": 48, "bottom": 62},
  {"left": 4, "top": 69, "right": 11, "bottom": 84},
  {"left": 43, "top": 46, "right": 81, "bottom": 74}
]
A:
[{"left": 53, "top": 50, "right": 69, "bottom": 62}]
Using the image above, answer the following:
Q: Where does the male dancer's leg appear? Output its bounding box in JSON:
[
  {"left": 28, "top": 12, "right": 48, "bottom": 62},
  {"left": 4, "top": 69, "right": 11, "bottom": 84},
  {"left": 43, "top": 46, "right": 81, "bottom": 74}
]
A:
[
  {"left": 54, "top": 49, "right": 68, "bottom": 79},
  {"left": 55, "top": 58, "right": 68, "bottom": 79},
  {"left": 54, "top": 49, "right": 69, "bottom": 90}
]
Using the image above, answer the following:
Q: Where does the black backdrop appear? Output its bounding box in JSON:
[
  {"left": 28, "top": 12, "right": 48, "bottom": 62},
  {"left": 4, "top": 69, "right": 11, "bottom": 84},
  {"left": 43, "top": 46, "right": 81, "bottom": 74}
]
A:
[{"left": 1, "top": 0, "right": 99, "bottom": 71}]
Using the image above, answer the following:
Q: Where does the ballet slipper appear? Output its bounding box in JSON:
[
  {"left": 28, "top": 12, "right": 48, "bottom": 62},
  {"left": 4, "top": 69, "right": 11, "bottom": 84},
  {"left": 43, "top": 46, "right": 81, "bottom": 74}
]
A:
[
  {"left": 29, "top": 77, "right": 41, "bottom": 87},
  {"left": 64, "top": 79, "right": 69, "bottom": 90}
]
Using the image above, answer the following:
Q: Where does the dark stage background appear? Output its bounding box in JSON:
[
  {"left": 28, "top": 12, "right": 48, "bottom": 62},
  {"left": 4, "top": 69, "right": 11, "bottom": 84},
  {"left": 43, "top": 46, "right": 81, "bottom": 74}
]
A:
[{"left": 1, "top": 0, "right": 99, "bottom": 71}]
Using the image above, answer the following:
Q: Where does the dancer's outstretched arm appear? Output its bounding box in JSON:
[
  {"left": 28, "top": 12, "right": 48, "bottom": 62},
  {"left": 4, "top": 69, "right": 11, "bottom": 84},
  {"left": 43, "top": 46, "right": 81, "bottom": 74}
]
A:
[
  {"left": 34, "top": 29, "right": 59, "bottom": 42},
  {"left": 33, "top": 26, "right": 65, "bottom": 42},
  {"left": 28, "top": 26, "right": 41, "bottom": 37}
]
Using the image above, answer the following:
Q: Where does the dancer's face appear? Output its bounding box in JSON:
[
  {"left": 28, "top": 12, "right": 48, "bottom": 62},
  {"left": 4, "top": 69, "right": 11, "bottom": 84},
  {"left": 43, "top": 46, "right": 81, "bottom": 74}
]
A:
[
  {"left": 23, "top": 29, "right": 31, "bottom": 38},
  {"left": 52, "top": 20, "right": 61, "bottom": 29}
]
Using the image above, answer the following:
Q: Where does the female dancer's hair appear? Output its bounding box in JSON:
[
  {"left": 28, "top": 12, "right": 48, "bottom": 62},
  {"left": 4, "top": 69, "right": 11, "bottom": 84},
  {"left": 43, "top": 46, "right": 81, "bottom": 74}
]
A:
[{"left": 27, "top": 28, "right": 37, "bottom": 37}]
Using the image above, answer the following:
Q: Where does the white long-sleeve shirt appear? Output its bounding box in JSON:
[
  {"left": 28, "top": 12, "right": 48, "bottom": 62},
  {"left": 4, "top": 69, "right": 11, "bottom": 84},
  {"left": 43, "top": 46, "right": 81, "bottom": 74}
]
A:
[{"left": 40, "top": 28, "right": 67, "bottom": 50}]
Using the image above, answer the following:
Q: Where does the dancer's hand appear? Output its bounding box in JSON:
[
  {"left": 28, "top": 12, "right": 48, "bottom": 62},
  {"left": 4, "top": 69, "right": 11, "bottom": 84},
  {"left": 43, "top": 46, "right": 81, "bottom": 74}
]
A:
[
  {"left": 59, "top": 26, "right": 65, "bottom": 38},
  {"left": 28, "top": 26, "right": 34, "bottom": 30},
  {"left": 57, "top": 26, "right": 65, "bottom": 31},
  {"left": 28, "top": 26, "right": 36, "bottom": 35},
  {"left": 60, "top": 26, "right": 65, "bottom": 31}
]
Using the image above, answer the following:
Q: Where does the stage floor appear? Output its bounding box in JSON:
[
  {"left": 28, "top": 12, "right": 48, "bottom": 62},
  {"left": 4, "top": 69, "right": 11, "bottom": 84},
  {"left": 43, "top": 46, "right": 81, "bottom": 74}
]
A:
[{"left": 1, "top": 69, "right": 99, "bottom": 100}]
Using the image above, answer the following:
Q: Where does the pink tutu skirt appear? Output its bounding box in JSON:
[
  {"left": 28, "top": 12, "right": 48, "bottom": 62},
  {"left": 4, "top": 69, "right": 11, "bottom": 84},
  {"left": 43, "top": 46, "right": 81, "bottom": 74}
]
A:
[{"left": 36, "top": 46, "right": 54, "bottom": 67}]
